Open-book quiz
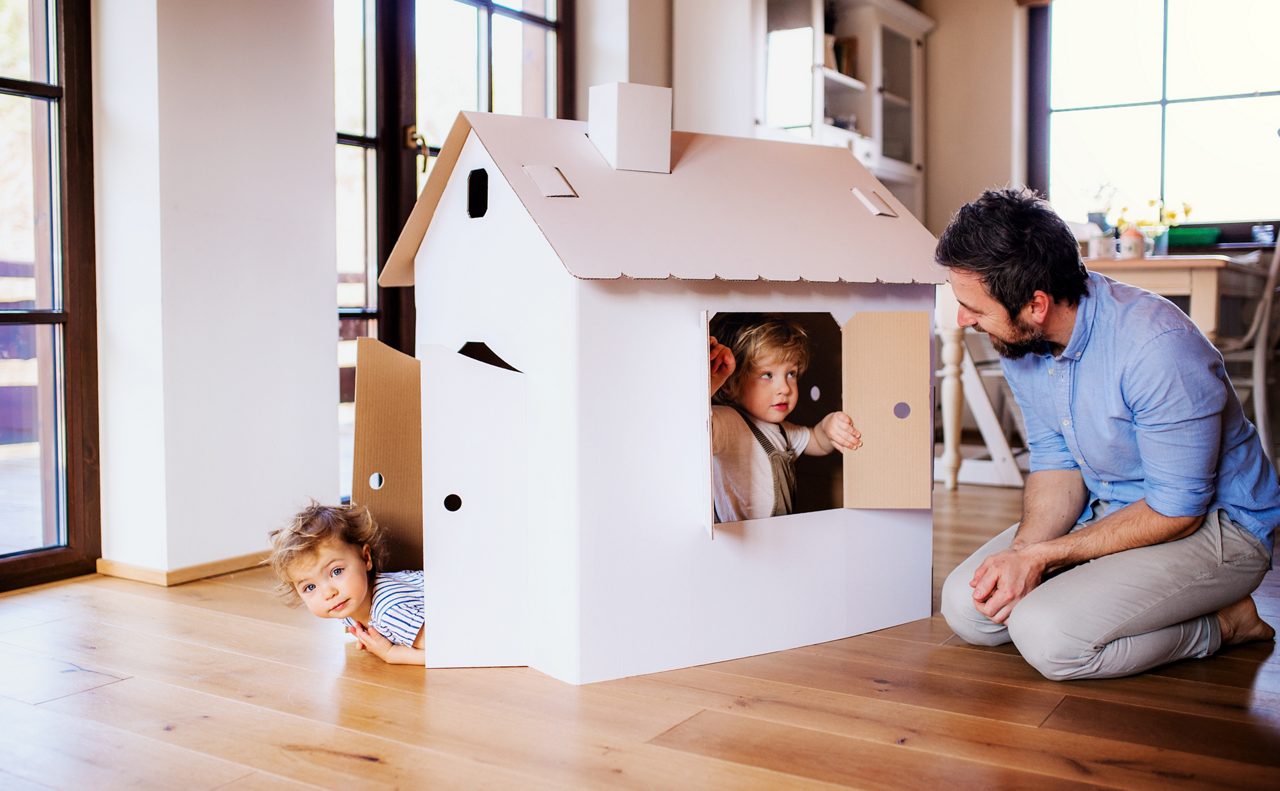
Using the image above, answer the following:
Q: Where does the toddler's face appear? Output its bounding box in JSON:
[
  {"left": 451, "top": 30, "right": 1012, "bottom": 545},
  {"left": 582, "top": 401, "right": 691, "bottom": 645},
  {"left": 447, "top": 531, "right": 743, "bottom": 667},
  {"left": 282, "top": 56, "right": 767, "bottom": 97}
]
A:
[
  {"left": 738, "top": 353, "right": 800, "bottom": 424},
  {"left": 287, "top": 538, "right": 373, "bottom": 622}
]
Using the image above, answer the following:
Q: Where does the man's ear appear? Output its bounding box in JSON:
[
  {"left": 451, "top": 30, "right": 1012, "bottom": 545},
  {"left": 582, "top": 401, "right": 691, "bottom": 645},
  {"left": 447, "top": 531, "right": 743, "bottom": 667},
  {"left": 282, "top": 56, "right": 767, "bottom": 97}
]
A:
[{"left": 1024, "top": 290, "right": 1053, "bottom": 326}]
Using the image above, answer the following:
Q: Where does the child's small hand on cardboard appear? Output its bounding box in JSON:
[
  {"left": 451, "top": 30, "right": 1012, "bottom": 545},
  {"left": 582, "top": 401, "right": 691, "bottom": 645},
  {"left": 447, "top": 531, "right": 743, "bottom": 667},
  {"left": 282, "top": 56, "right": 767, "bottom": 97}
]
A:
[
  {"left": 709, "top": 337, "right": 736, "bottom": 396},
  {"left": 819, "top": 411, "right": 862, "bottom": 452}
]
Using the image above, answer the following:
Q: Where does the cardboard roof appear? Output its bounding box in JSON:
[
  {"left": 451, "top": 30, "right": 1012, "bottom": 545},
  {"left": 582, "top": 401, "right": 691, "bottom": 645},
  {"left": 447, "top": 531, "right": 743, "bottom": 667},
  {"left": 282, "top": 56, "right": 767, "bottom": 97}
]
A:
[{"left": 380, "top": 111, "right": 944, "bottom": 287}]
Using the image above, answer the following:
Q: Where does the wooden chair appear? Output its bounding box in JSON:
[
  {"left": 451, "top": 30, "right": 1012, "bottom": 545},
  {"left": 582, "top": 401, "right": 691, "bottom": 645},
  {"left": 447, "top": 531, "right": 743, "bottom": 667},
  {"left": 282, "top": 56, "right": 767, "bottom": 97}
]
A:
[{"left": 1216, "top": 243, "right": 1280, "bottom": 468}]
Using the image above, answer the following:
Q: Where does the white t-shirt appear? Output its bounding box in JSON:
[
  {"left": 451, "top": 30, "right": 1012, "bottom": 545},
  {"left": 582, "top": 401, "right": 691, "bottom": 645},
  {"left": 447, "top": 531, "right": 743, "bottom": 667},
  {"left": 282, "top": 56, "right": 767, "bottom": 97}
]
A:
[{"left": 711, "top": 405, "right": 811, "bottom": 523}]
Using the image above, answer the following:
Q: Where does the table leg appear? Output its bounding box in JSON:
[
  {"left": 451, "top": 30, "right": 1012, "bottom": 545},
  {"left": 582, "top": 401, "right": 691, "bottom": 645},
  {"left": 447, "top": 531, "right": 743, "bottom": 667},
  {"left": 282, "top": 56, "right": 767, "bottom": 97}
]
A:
[{"left": 938, "top": 326, "right": 963, "bottom": 490}]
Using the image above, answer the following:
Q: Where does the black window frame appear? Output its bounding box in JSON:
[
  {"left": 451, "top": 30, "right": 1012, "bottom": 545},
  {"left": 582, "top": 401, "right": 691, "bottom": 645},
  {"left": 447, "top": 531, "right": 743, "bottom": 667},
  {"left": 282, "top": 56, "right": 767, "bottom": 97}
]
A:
[
  {"left": 1027, "top": 2, "right": 1279, "bottom": 249},
  {"left": 0, "top": 0, "right": 100, "bottom": 592}
]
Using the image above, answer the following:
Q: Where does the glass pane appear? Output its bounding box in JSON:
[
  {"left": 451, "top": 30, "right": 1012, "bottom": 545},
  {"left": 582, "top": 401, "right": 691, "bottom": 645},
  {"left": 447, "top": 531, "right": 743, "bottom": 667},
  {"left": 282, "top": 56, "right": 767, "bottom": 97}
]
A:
[
  {"left": 336, "top": 144, "right": 376, "bottom": 310},
  {"left": 0, "top": 0, "right": 52, "bottom": 83},
  {"left": 765, "top": 26, "right": 814, "bottom": 129},
  {"left": 417, "top": 0, "right": 481, "bottom": 146},
  {"left": 496, "top": 0, "right": 555, "bottom": 22},
  {"left": 0, "top": 93, "right": 57, "bottom": 310},
  {"left": 1165, "top": 96, "right": 1280, "bottom": 223},
  {"left": 1167, "top": 0, "right": 1280, "bottom": 100},
  {"left": 338, "top": 316, "right": 377, "bottom": 502},
  {"left": 492, "top": 15, "right": 552, "bottom": 118},
  {"left": 1048, "top": 105, "right": 1162, "bottom": 224},
  {"left": 0, "top": 323, "right": 64, "bottom": 557},
  {"left": 334, "top": 0, "right": 372, "bottom": 136},
  {"left": 1050, "top": 0, "right": 1163, "bottom": 109}
]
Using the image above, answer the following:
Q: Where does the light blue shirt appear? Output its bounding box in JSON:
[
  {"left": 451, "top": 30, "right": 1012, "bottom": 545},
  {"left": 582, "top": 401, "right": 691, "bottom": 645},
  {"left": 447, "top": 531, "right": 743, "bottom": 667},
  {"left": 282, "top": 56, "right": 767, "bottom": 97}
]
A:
[{"left": 1003, "top": 271, "right": 1279, "bottom": 552}]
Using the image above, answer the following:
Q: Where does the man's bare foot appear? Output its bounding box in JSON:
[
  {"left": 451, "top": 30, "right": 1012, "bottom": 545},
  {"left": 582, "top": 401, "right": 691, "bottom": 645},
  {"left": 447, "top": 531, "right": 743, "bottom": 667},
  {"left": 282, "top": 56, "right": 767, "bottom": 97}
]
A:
[{"left": 1216, "top": 596, "right": 1276, "bottom": 647}]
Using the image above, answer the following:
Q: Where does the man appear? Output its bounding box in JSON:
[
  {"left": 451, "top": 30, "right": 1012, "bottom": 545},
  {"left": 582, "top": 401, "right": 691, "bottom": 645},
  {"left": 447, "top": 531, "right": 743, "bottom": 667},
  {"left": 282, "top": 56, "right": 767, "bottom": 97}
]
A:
[{"left": 937, "top": 188, "right": 1279, "bottom": 680}]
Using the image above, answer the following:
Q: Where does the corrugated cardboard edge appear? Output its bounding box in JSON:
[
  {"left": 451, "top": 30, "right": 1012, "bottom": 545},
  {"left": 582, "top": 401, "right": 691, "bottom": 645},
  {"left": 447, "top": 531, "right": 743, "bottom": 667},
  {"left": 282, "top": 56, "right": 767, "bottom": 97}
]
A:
[
  {"left": 842, "top": 311, "right": 932, "bottom": 509},
  {"left": 352, "top": 338, "right": 424, "bottom": 572},
  {"left": 379, "top": 113, "right": 475, "bottom": 287}
]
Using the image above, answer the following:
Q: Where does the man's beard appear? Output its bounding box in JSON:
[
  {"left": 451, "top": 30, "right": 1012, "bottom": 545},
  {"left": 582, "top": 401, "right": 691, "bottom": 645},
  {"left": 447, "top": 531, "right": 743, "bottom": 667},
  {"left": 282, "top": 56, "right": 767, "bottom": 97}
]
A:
[{"left": 989, "top": 316, "right": 1052, "bottom": 359}]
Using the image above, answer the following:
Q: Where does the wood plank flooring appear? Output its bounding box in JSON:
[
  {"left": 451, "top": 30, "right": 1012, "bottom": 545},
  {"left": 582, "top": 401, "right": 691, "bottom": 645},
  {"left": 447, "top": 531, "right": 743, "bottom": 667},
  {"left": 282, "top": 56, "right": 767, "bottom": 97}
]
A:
[{"left": 2, "top": 484, "right": 1278, "bottom": 789}]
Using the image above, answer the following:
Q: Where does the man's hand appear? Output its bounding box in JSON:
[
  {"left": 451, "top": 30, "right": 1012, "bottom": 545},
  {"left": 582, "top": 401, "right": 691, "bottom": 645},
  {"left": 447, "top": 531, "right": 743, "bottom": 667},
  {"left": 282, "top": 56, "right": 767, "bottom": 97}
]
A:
[
  {"left": 349, "top": 620, "right": 394, "bottom": 661},
  {"left": 709, "top": 337, "right": 736, "bottom": 396},
  {"left": 970, "top": 547, "right": 1047, "bottom": 624}
]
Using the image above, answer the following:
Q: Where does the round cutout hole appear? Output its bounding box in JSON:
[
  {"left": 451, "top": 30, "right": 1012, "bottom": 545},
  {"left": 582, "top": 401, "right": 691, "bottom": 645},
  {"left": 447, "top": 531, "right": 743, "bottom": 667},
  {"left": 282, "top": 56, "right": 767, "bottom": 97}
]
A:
[
  {"left": 893, "top": 402, "right": 911, "bottom": 419},
  {"left": 810, "top": 385, "right": 821, "bottom": 402},
  {"left": 368, "top": 472, "right": 385, "bottom": 490},
  {"left": 444, "top": 494, "right": 463, "bottom": 512}
]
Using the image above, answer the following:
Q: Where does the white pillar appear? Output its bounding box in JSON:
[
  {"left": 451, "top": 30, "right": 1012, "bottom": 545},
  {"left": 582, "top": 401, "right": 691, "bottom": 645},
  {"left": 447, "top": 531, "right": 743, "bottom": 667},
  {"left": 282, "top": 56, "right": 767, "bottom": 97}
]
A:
[
  {"left": 574, "top": 0, "right": 673, "bottom": 120},
  {"left": 94, "top": 0, "right": 338, "bottom": 580}
]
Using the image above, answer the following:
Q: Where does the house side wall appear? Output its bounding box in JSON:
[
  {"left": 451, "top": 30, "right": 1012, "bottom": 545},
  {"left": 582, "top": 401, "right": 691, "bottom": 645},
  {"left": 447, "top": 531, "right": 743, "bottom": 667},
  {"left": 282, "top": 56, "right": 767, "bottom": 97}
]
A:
[
  {"left": 573, "top": 280, "right": 936, "bottom": 683},
  {"left": 413, "top": 133, "right": 582, "bottom": 681}
]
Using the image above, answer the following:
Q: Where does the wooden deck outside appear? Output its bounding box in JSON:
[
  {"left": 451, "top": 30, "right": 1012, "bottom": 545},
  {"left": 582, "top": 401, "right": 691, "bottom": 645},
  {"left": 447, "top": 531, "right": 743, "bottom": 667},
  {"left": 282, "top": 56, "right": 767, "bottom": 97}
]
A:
[{"left": 1, "top": 483, "right": 1277, "bottom": 789}]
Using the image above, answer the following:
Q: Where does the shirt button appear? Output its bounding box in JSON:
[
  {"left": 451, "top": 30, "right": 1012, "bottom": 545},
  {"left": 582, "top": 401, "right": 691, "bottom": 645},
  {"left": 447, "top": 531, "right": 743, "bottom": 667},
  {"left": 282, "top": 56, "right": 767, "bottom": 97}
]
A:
[
  {"left": 1062, "top": 418, "right": 1071, "bottom": 427},
  {"left": 1048, "top": 367, "right": 1055, "bottom": 375}
]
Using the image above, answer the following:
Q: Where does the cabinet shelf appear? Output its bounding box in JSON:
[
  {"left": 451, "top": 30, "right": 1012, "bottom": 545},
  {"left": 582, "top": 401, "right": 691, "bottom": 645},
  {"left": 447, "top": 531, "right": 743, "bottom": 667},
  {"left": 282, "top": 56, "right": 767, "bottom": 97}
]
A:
[
  {"left": 882, "top": 91, "right": 911, "bottom": 108},
  {"left": 817, "top": 65, "right": 867, "bottom": 93}
]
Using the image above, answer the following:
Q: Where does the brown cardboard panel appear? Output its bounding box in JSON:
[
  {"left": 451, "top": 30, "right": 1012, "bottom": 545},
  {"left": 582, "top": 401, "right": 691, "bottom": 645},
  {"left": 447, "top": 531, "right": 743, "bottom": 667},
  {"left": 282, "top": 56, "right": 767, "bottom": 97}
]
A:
[
  {"left": 352, "top": 338, "right": 423, "bottom": 571},
  {"left": 842, "top": 312, "right": 932, "bottom": 509}
]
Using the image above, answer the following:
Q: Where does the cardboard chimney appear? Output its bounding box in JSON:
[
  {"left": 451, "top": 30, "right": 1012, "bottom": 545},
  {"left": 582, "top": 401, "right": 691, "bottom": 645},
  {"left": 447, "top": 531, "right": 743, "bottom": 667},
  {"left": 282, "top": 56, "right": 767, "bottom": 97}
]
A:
[
  {"left": 359, "top": 85, "right": 943, "bottom": 684},
  {"left": 587, "top": 82, "right": 672, "bottom": 174}
]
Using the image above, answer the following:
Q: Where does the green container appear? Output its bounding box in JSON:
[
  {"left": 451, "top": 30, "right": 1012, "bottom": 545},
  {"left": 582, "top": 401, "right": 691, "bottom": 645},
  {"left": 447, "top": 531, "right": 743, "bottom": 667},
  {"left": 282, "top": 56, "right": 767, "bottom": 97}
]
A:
[{"left": 1167, "top": 226, "right": 1221, "bottom": 247}]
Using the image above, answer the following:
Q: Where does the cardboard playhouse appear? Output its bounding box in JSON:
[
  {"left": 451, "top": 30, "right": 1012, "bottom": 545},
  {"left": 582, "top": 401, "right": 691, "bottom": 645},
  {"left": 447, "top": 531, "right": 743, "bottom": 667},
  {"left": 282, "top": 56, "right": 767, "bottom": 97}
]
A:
[{"left": 353, "top": 83, "right": 945, "bottom": 684}]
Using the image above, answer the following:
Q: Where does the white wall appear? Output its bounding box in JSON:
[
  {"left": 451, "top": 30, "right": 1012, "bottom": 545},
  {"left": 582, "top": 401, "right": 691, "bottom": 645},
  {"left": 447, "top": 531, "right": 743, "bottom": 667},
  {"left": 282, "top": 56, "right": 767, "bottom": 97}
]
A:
[
  {"left": 575, "top": 0, "right": 673, "bottom": 119},
  {"left": 920, "top": 0, "right": 1027, "bottom": 233},
  {"left": 94, "top": 0, "right": 338, "bottom": 573},
  {"left": 671, "top": 0, "right": 756, "bottom": 136}
]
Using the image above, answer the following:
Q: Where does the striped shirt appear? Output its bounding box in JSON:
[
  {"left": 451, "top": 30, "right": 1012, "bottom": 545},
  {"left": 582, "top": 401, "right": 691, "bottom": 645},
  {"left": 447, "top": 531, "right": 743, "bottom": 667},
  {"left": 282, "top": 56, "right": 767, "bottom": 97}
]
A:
[{"left": 345, "top": 570, "right": 425, "bottom": 646}]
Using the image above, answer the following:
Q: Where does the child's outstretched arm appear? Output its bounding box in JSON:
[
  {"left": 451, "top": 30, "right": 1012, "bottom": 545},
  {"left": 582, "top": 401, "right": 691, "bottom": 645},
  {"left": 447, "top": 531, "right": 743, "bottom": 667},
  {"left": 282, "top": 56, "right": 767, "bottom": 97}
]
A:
[
  {"left": 805, "top": 411, "right": 862, "bottom": 456},
  {"left": 349, "top": 621, "right": 426, "bottom": 666},
  {"left": 709, "top": 337, "right": 736, "bottom": 396}
]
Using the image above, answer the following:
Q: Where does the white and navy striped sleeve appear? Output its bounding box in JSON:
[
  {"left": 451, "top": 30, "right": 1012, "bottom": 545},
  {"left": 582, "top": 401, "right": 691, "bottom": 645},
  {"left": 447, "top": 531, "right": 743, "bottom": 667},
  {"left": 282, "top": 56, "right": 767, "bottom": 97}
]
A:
[{"left": 369, "top": 570, "right": 425, "bottom": 646}]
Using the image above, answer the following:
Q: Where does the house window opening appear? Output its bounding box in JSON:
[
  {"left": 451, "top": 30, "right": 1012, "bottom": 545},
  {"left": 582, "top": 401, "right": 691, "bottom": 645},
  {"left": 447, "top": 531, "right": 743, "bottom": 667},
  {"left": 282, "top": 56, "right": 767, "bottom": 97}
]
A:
[
  {"left": 457, "top": 341, "right": 520, "bottom": 372},
  {"left": 467, "top": 168, "right": 488, "bottom": 218},
  {"left": 708, "top": 312, "right": 845, "bottom": 524}
]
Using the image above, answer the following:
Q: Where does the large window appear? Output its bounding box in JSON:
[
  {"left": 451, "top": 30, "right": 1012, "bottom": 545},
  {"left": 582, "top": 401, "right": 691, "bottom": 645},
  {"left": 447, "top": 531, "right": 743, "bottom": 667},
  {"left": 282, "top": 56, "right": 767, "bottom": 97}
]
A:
[
  {"left": 1032, "top": 0, "right": 1280, "bottom": 230},
  {"left": 0, "top": 0, "right": 98, "bottom": 591},
  {"left": 334, "top": 0, "right": 570, "bottom": 500}
]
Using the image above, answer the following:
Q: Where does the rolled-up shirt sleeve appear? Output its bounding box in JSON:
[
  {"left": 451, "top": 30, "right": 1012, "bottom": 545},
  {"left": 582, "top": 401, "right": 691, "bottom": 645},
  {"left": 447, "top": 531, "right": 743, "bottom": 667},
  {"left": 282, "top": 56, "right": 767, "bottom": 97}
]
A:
[{"left": 1124, "top": 329, "right": 1226, "bottom": 517}]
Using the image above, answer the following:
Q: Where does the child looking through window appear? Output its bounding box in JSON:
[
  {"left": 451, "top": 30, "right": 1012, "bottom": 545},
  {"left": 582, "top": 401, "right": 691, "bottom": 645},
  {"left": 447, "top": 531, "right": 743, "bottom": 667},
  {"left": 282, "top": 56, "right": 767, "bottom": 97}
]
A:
[
  {"left": 268, "top": 502, "right": 425, "bottom": 665},
  {"left": 709, "top": 315, "right": 861, "bottom": 522}
]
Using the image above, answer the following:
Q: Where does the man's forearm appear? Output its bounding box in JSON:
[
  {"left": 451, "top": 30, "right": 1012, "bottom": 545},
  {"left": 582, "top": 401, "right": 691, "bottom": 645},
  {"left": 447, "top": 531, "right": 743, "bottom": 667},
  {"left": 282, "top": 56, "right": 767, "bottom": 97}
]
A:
[
  {"left": 1024, "top": 499, "right": 1203, "bottom": 572},
  {"left": 1012, "top": 469, "right": 1090, "bottom": 549}
]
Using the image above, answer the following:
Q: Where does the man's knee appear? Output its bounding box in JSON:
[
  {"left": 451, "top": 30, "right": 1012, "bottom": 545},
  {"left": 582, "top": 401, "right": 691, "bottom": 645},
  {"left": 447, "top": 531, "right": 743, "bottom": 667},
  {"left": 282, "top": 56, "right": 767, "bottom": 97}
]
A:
[
  {"left": 1006, "top": 599, "right": 1095, "bottom": 681},
  {"left": 940, "top": 565, "right": 1009, "bottom": 647}
]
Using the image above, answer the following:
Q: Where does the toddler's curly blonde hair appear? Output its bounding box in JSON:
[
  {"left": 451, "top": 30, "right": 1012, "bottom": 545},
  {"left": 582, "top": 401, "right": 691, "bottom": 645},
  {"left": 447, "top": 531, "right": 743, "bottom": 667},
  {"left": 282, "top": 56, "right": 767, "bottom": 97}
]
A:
[{"left": 267, "top": 501, "right": 386, "bottom": 606}]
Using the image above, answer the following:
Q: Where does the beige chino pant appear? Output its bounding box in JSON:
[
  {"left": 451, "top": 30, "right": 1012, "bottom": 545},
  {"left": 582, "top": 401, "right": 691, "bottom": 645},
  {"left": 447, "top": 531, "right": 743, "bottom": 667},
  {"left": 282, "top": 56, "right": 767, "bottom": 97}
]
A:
[{"left": 941, "top": 503, "right": 1272, "bottom": 680}]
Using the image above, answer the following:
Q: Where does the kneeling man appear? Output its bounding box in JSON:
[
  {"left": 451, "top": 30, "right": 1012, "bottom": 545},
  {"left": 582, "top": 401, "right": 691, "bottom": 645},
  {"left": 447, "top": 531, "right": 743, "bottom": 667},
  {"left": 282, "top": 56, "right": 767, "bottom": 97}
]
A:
[{"left": 938, "top": 188, "right": 1278, "bottom": 680}]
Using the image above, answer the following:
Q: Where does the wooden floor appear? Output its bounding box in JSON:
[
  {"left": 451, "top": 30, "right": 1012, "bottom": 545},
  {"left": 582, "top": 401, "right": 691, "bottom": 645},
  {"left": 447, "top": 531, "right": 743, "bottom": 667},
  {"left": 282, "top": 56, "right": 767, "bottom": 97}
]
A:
[{"left": 3, "top": 485, "right": 1279, "bottom": 789}]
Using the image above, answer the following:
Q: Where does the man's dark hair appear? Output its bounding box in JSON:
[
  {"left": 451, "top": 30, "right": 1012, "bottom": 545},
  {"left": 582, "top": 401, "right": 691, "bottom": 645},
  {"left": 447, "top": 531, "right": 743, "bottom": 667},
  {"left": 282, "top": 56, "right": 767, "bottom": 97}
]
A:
[{"left": 935, "top": 187, "right": 1089, "bottom": 318}]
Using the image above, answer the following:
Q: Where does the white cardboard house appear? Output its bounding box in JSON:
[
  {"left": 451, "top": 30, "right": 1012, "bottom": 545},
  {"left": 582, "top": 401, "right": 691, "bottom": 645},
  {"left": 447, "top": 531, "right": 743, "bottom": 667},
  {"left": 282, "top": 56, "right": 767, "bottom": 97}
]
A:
[{"left": 353, "top": 83, "right": 945, "bottom": 685}]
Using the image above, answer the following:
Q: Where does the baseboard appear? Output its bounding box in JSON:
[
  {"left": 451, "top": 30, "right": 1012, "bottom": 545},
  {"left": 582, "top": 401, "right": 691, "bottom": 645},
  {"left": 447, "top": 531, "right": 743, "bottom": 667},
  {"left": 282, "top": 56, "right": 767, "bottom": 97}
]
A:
[{"left": 95, "top": 550, "right": 269, "bottom": 587}]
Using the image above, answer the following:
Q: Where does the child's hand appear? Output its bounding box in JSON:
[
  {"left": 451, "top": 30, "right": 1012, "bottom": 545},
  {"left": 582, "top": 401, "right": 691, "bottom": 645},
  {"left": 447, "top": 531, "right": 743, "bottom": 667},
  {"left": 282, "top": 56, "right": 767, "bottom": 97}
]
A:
[
  {"left": 818, "top": 411, "right": 862, "bottom": 453},
  {"left": 349, "top": 620, "right": 394, "bottom": 661},
  {"left": 709, "top": 337, "right": 736, "bottom": 396}
]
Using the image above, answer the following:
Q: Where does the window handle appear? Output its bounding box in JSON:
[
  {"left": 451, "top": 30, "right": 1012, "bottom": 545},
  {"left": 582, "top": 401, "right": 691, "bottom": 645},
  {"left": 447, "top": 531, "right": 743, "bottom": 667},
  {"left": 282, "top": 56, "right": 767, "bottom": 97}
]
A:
[{"left": 405, "top": 125, "right": 429, "bottom": 171}]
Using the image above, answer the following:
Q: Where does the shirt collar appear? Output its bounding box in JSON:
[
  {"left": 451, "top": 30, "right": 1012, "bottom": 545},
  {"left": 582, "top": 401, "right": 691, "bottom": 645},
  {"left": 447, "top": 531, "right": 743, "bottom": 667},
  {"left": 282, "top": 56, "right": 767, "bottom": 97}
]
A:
[{"left": 1056, "top": 270, "right": 1099, "bottom": 361}]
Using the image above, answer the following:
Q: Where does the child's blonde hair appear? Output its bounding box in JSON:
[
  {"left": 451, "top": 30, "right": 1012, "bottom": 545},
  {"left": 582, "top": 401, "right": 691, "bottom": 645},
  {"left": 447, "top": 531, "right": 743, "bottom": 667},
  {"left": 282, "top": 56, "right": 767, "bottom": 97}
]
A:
[
  {"left": 712, "top": 315, "right": 810, "bottom": 407},
  {"left": 268, "top": 501, "right": 386, "bottom": 605}
]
